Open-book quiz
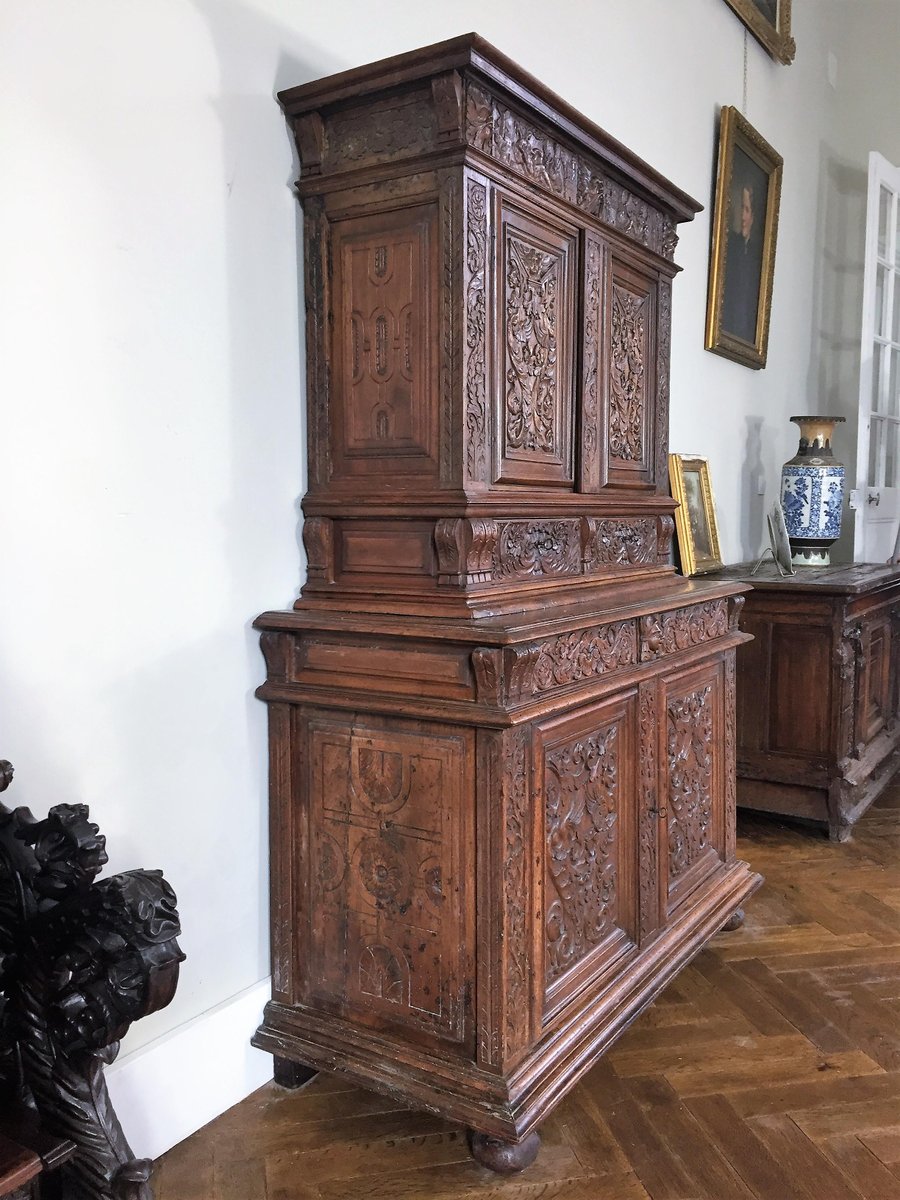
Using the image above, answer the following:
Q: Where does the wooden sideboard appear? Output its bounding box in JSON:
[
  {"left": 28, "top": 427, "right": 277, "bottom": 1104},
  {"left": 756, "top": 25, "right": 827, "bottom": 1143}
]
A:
[
  {"left": 252, "top": 35, "right": 761, "bottom": 1173},
  {"left": 709, "top": 561, "right": 900, "bottom": 840}
]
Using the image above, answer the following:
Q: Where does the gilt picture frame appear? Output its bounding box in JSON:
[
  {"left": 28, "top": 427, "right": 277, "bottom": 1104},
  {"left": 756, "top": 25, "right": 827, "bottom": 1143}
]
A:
[
  {"left": 705, "top": 106, "right": 783, "bottom": 370},
  {"left": 722, "top": 0, "right": 795, "bottom": 64},
  {"left": 669, "top": 454, "right": 723, "bottom": 577}
]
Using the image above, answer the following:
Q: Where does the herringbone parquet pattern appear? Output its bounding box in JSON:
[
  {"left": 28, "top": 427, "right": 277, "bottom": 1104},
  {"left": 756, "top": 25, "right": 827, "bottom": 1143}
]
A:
[{"left": 156, "top": 786, "right": 900, "bottom": 1199}]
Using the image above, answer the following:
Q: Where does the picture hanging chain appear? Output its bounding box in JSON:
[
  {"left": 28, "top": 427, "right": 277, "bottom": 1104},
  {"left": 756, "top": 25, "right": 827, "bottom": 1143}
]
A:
[{"left": 743, "top": 28, "right": 748, "bottom": 114}]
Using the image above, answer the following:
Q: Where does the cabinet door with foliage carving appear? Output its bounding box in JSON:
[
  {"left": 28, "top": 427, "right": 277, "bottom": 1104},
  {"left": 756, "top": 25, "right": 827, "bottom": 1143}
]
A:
[
  {"left": 492, "top": 190, "right": 579, "bottom": 488},
  {"left": 605, "top": 255, "right": 658, "bottom": 489},
  {"left": 533, "top": 693, "right": 639, "bottom": 1025},
  {"left": 659, "top": 658, "right": 727, "bottom": 917}
]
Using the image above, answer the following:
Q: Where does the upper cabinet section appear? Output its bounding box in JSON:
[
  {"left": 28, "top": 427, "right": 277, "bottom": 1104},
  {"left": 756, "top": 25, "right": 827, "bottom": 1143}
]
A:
[{"left": 279, "top": 37, "right": 700, "bottom": 610}]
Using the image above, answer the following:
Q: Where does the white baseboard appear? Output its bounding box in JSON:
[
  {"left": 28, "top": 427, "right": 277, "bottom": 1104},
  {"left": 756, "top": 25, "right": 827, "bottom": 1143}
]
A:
[{"left": 105, "top": 977, "right": 274, "bottom": 1161}]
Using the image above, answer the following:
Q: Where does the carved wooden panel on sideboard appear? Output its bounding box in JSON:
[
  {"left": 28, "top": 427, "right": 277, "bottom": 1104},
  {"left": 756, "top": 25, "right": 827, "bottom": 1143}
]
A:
[{"left": 253, "top": 35, "right": 762, "bottom": 1173}]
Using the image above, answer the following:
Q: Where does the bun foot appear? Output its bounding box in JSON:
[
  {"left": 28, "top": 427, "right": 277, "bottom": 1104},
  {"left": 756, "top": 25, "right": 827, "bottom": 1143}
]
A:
[
  {"left": 722, "top": 907, "right": 745, "bottom": 931},
  {"left": 467, "top": 1128, "right": 541, "bottom": 1174}
]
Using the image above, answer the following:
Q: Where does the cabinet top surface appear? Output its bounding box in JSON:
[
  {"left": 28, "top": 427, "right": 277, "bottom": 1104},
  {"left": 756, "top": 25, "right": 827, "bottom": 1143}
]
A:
[
  {"left": 710, "top": 561, "right": 900, "bottom": 595},
  {"left": 276, "top": 32, "right": 701, "bottom": 222}
]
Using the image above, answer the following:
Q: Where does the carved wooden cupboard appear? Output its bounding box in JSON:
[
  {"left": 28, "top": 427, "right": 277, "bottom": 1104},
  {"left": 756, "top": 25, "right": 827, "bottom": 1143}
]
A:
[
  {"left": 710, "top": 561, "right": 900, "bottom": 841},
  {"left": 252, "top": 35, "right": 762, "bottom": 1172}
]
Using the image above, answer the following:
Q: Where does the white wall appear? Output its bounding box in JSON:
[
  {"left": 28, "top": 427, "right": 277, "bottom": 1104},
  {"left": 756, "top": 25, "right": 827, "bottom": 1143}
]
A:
[{"left": 0, "top": 0, "right": 885, "bottom": 1157}]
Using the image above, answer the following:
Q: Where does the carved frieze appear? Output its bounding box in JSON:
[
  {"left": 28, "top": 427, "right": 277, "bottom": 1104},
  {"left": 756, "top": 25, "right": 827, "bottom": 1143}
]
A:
[
  {"left": 609, "top": 284, "right": 646, "bottom": 463},
  {"left": 505, "top": 237, "right": 560, "bottom": 456},
  {"left": 640, "top": 601, "right": 729, "bottom": 662},
  {"left": 465, "top": 179, "right": 488, "bottom": 481},
  {"left": 532, "top": 621, "right": 637, "bottom": 694},
  {"left": 584, "top": 518, "right": 657, "bottom": 567},
  {"left": 465, "top": 84, "right": 676, "bottom": 259},
  {"left": 667, "top": 686, "right": 714, "bottom": 879},
  {"left": 326, "top": 92, "right": 437, "bottom": 172},
  {"left": 495, "top": 520, "right": 581, "bottom": 580},
  {"left": 545, "top": 726, "right": 619, "bottom": 982}
]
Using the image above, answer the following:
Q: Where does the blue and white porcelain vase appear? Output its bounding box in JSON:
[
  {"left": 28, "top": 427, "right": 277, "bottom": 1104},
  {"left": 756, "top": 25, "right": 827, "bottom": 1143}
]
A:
[{"left": 780, "top": 415, "right": 845, "bottom": 566}]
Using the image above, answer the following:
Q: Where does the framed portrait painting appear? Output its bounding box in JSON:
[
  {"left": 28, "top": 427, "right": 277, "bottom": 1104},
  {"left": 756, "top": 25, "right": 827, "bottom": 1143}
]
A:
[
  {"left": 705, "top": 106, "right": 783, "bottom": 370},
  {"left": 722, "top": 0, "right": 796, "bottom": 65},
  {"left": 669, "top": 454, "right": 723, "bottom": 576}
]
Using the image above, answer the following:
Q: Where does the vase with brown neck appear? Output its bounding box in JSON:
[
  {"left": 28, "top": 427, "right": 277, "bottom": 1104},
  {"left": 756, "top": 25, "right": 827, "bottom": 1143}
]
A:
[{"left": 780, "top": 415, "right": 845, "bottom": 566}]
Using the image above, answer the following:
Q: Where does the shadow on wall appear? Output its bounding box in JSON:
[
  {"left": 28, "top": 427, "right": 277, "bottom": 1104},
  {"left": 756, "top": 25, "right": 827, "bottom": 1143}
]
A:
[{"left": 810, "top": 145, "right": 867, "bottom": 564}]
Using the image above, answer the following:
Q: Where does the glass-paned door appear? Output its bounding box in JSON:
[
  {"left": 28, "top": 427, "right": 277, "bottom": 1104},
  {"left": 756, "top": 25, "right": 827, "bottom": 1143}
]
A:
[{"left": 856, "top": 152, "right": 900, "bottom": 562}]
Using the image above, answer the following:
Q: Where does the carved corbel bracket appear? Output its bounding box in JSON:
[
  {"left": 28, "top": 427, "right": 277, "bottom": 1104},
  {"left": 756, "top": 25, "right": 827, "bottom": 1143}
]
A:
[
  {"left": 435, "top": 518, "right": 499, "bottom": 586},
  {"left": 471, "top": 645, "right": 540, "bottom": 705},
  {"left": 431, "top": 71, "right": 464, "bottom": 143},
  {"left": 728, "top": 594, "right": 746, "bottom": 631},
  {"left": 303, "top": 516, "right": 335, "bottom": 585},
  {"left": 294, "top": 112, "right": 325, "bottom": 176}
]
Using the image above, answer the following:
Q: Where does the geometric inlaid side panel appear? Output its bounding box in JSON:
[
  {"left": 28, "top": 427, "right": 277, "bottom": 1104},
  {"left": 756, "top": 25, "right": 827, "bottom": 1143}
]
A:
[
  {"left": 331, "top": 205, "right": 440, "bottom": 479},
  {"left": 305, "top": 714, "right": 469, "bottom": 1044}
]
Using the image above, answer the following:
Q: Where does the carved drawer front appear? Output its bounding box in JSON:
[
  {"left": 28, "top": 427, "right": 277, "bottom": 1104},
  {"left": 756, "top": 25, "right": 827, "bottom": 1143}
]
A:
[
  {"left": 534, "top": 693, "right": 638, "bottom": 1021},
  {"left": 330, "top": 204, "right": 441, "bottom": 481},
  {"left": 661, "top": 659, "right": 726, "bottom": 915},
  {"left": 606, "top": 256, "right": 657, "bottom": 488},
  {"left": 303, "top": 713, "right": 471, "bottom": 1046},
  {"left": 494, "top": 193, "right": 578, "bottom": 487}
]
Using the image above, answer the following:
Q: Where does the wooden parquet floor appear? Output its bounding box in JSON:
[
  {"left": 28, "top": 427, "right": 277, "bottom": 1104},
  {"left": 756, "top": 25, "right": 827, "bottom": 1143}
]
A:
[{"left": 156, "top": 787, "right": 900, "bottom": 1199}]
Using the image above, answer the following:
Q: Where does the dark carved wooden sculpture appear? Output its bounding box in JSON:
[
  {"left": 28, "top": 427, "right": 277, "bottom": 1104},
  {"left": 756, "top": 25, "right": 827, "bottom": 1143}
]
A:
[
  {"left": 254, "top": 35, "right": 762, "bottom": 1174},
  {"left": 0, "top": 761, "right": 184, "bottom": 1200}
]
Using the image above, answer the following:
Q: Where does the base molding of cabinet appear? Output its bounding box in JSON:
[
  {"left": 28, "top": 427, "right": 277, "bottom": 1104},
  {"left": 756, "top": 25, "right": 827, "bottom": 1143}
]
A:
[{"left": 252, "top": 860, "right": 761, "bottom": 1143}]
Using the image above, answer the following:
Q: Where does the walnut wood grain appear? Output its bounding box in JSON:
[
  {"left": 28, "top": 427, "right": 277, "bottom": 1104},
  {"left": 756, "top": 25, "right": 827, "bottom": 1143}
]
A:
[{"left": 255, "top": 36, "right": 758, "bottom": 1174}]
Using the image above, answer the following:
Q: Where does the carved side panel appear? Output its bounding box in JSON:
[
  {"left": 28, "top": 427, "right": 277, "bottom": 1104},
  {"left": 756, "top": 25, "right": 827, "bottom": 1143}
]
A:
[
  {"left": 655, "top": 279, "right": 672, "bottom": 491},
  {"left": 331, "top": 205, "right": 440, "bottom": 480},
  {"left": 476, "top": 726, "right": 534, "bottom": 1068},
  {"left": 638, "top": 681, "right": 661, "bottom": 942},
  {"left": 580, "top": 233, "right": 606, "bottom": 492},
  {"left": 464, "top": 175, "right": 489, "bottom": 483},
  {"left": 495, "top": 199, "right": 576, "bottom": 486},
  {"left": 724, "top": 654, "right": 737, "bottom": 862},
  {"left": 607, "top": 259, "right": 656, "bottom": 486},
  {"left": 303, "top": 196, "right": 330, "bottom": 488},
  {"left": 305, "top": 715, "right": 469, "bottom": 1044}
]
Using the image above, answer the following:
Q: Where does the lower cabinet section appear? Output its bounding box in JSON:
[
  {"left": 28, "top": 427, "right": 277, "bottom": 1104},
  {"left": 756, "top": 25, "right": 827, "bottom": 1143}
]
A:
[{"left": 253, "top": 588, "right": 761, "bottom": 1165}]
